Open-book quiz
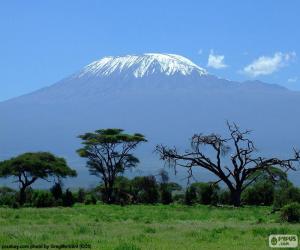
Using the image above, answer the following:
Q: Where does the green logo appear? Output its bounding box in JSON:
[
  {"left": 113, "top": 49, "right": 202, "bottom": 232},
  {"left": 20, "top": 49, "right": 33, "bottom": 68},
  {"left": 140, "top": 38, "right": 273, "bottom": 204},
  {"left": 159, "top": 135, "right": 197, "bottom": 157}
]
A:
[{"left": 271, "top": 237, "right": 278, "bottom": 246}]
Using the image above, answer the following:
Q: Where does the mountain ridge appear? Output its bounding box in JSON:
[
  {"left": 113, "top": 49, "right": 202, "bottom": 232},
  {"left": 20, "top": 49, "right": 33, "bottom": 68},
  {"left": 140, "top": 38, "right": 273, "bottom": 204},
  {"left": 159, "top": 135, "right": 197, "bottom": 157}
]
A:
[{"left": 0, "top": 53, "right": 299, "bottom": 187}]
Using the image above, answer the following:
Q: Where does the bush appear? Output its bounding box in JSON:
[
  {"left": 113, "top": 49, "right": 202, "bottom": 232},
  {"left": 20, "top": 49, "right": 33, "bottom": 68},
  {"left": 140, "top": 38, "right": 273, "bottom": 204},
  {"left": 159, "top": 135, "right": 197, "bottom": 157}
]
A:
[
  {"left": 50, "top": 182, "right": 63, "bottom": 200},
  {"left": 191, "top": 182, "right": 220, "bottom": 205},
  {"left": 184, "top": 183, "right": 219, "bottom": 205},
  {"left": 280, "top": 202, "right": 300, "bottom": 223},
  {"left": 77, "top": 188, "right": 86, "bottom": 203},
  {"left": 0, "top": 187, "right": 17, "bottom": 207},
  {"left": 113, "top": 176, "right": 132, "bottom": 204},
  {"left": 63, "top": 189, "right": 75, "bottom": 207},
  {"left": 273, "top": 184, "right": 300, "bottom": 209},
  {"left": 173, "top": 193, "right": 185, "bottom": 204},
  {"left": 32, "top": 190, "right": 55, "bottom": 208},
  {"left": 219, "top": 189, "right": 231, "bottom": 205},
  {"left": 131, "top": 176, "right": 159, "bottom": 204},
  {"left": 184, "top": 186, "right": 197, "bottom": 205},
  {"left": 242, "top": 181, "right": 274, "bottom": 205},
  {"left": 160, "top": 185, "right": 173, "bottom": 205},
  {"left": 84, "top": 194, "right": 97, "bottom": 205}
]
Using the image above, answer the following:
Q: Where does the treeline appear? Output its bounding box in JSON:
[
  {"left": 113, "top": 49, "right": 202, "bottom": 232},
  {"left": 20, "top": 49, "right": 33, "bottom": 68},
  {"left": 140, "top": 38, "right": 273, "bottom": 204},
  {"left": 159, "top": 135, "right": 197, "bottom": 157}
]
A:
[
  {"left": 0, "top": 124, "right": 300, "bottom": 222},
  {"left": 1, "top": 172, "right": 300, "bottom": 211}
]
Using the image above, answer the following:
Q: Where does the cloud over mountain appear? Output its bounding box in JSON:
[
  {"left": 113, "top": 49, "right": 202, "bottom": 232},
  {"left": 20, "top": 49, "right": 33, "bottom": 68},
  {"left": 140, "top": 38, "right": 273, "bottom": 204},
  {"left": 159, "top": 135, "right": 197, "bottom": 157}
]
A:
[
  {"left": 243, "top": 52, "right": 296, "bottom": 77},
  {"left": 0, "top": 53, "right": 299, "bottom": 186}
]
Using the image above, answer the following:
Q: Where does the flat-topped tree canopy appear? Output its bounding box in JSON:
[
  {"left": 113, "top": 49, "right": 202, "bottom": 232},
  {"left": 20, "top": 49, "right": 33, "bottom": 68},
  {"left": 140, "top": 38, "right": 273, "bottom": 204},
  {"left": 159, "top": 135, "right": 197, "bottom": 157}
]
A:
[
  {"left": 0, "top": 152, "right": 77, "bottom": 205},
  {"left": 77, "top": 128, "right": 147, "bottom": 203},
  {"left": 0, "top": 152, "right": 77, "bottom": 179},
  {"left": 78, "top": 128, "right": 146, "bottom": 145}
]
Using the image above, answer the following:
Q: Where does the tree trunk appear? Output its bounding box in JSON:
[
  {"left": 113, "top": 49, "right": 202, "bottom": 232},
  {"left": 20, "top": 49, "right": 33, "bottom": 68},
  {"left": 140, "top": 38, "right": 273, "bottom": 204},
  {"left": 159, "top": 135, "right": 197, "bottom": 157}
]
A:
[
  {"left": 19, "top": 186, "right": 27, "bottom": 205},
  {"left": 230, "top": 189, "right": 242, "bottom": 207},
  {"left": 102, "top": 185, "right": 114, "bottom": 204}
]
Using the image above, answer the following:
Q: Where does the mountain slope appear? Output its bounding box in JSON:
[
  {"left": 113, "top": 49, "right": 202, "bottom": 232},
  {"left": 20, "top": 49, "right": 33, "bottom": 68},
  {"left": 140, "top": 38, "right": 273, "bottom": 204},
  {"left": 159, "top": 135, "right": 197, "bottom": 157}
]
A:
[{"left": 0, "top": 53, "right": 299, "bottom": 187}]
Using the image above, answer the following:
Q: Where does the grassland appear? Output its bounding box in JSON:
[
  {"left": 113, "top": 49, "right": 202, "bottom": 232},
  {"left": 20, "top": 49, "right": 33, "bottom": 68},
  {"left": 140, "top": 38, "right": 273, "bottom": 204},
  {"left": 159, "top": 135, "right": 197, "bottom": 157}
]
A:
[{"left": 0, "top": 204, "right": 299, "bottom": 250}]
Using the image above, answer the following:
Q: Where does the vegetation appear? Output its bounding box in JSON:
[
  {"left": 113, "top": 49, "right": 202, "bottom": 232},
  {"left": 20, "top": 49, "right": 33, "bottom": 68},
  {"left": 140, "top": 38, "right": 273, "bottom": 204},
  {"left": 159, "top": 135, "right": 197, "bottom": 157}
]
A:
[
  {"left": 77, "top": 128, "right": 146, "bottom": 203},
  {"left": 0, "top": 204, "right": 299, "bottom": 250},
  {"left": 0, "top": 152, "right": 77, "bottom": 205},
  {"left": 156, "top": 122, "right": 300, "bottom": 206},
  {"left": 0, "top": 125, "right": 299, "bottom": 248},
  {"left": 280, "top": 202, "right": 300, "bottom": 222}
]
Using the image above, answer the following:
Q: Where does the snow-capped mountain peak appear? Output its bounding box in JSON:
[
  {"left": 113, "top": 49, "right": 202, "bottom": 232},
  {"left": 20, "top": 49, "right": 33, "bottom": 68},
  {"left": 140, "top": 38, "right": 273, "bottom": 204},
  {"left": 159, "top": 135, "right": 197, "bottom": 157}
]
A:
[{"left": 76, "top": 53, "right": 207, "bottom": 78}]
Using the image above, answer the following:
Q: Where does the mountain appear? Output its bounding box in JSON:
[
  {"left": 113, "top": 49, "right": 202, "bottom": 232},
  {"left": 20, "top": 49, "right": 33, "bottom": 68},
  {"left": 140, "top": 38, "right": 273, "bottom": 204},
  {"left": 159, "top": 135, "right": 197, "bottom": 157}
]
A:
[{"left": 0, "top": 53, "right": 299, "bottom": 187}]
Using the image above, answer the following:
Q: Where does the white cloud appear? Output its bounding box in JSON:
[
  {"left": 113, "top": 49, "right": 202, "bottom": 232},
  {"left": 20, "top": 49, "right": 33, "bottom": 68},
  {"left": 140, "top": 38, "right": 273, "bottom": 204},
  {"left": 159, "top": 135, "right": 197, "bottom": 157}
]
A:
[
  {"left": 207, "top": 50, "right": 228, "bottom": 69},
  {"left": 242, "top": 52, "right": 296, "bottom": 77},
  {"left": 288, "top": 77, "right": 298, "bottom": 83}
]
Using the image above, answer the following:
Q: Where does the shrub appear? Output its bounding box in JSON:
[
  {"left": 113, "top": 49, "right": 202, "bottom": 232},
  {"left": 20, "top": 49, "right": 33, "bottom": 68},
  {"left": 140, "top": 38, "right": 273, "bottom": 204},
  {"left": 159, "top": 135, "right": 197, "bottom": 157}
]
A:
[
  {"left": 273, "top": 184, "right": 300, "bottom": 209},
  {"left": 191, "top": 182, "right": 220, "bottom": 205},
  {"left": 0, "top": 187, "right": 17, "bottom": 207},
  {"left": 160, "top": 185, "right": 173, "bottom": 205},
  {"left": 113, "top": 176, "right": 132, "bottom": 204},
  {"left": 280, "top": 202, "right": 300, "bottom": 223},
  {"left": 184, "top": 186, "right": 197, "bottom": 205},
  {"left": 77, "top": 188, "right": 86, "bottom": 203},
  {"left": 63, "top": 189, "right": 75, "bottom": 207},
  {"left": 184, "top": 183, "right": 220, "bottom": 205},
  {"left": 131, "top": 176, "right": 159, "bottom": 204},
  {"left": 84, "top": 194, "right": 97, "bottom": 205},
  {"left": 242, "top": 181, "right": 274, "bottom": 205},
  {"left": 173, "top": 193, "right": 185, "bottom": 204},
  {"left": 50, "top": 182, "right": 63, "bottom": 200},
  {"left": 32, "top": 190, "right": 55, "bottom": 208},
  {"left": 12, "top": 202, "right": 20, "bottom": 209},
  {"left": 218, "top": 189, "right": 231, "bottom": 205}
]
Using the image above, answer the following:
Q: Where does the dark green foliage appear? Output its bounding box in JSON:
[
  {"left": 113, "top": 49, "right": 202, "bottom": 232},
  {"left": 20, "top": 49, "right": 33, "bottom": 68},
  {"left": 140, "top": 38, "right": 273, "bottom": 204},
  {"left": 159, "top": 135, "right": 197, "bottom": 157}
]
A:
[
  {"left": 173, "top": 193, "right": 185, "bottom": 204},
  {"left": 160, "top": 184, "right": 173, "bottom": 205},
  {"left": 185, "top": 185, "right": 197, "bottom": 205},
  {"left": 50, "top": 182, "right": 63, "bottom": 200},
  {"left": 218, "top": 189, "right": 231, "bottom": 205},
  {"left": 183, "top": 183, "right": 220, "bottom": 206},
  {"left": 241, "top": 168, "right": 288, "bottom": 206},
  {"left": 0, "top": 187, "right": 17, "bottom": 207},
  {"left": 0, "top": 152, "right": 77, "bottom": 205},
  {"left": 131, "top": 176, "right": 159, "bottom": 204},
  {"left": 191, "top": 182, "right": 220, "bottom": 205},
  {"left": 84, "top": 194, "right": 97, "bottom": 205},
  {"left": 113, "top": 176, "right": 132, "bottom": 204},
  {"left": 0, "top": 152, "right": 77, "bottom": 179},
  {"left": 32, "top": 190, "right": 55, "bottom": 208},
  {"left": 77, "top": 188, "right": 86, "bottom": 203},
  {"left": 63, "top": 189, "right": 75, "bottom": 207},
  {"left": 280, "top": 202, "right": 300, "bottom": 222},
  {"left": 242, "top": 181, "right": 275, "bottom": 205},
  {"left": 77, "top": 128, "right": 146, "bottom": 203},
  {"left": 12, "top": 202, "right": 20, "bottom": 209},
  {"left": 273, "top": 183, "right": 300, "bottom": 209},
  {"left": 248, "top": 167, "right": 288, "bottom": 185}
]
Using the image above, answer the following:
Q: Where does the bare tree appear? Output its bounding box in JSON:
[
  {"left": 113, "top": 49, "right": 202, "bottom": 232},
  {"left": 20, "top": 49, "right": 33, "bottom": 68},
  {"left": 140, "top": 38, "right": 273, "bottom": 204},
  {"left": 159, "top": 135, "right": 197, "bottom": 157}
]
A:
[{"left": 156, "top": 122, "right": 300, "bottom": 206}]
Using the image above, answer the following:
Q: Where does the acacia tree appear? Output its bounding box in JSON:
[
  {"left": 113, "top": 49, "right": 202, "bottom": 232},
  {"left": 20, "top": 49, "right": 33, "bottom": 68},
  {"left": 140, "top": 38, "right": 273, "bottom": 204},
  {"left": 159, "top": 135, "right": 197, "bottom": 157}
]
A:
[
  {"left": 0, "top": 152, "right": 77, "bottom": 205},
  {"left": 156, "top": 123, "right": 300, "bottom": 207},
  {"left": 77, "top": 128, "right": 146, "bottom": 203}
]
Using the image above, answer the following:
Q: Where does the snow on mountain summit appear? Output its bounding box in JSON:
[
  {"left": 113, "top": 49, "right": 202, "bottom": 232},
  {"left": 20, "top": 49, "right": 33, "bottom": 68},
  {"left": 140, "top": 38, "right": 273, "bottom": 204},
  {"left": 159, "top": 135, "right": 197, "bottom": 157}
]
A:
[{"left": 76, "top": 53, "right": 207, "bottom": 78}]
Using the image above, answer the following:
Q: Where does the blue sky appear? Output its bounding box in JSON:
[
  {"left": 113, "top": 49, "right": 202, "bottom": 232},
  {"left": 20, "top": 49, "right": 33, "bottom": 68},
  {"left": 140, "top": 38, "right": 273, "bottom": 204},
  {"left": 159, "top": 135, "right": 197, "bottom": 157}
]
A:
[{"left": 0, "top": 0, "right": 299, "bottom": 101}]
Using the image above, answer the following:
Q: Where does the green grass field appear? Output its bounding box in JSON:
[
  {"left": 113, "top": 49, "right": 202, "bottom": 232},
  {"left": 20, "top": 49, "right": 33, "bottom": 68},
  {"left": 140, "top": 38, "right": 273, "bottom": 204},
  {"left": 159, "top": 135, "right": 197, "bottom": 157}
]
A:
[{"left": 0, "top": 204, "right": 299, "bottom": 250}]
